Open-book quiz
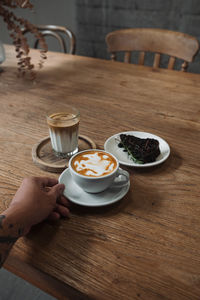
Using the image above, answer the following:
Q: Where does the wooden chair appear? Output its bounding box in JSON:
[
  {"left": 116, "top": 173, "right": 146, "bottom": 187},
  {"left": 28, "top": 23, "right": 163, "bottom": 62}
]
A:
[
  {"left": 106, "top": 28, "right": 199, "bottom": 71},
  {"left": 22, "top": 25, "right": 76, "bottom": 54}
]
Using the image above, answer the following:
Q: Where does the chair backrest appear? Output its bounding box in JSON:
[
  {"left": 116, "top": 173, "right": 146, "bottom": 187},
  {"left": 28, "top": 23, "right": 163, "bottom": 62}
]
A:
[
  {"left": 22, "top": 25, "right": 76, "bottom": 54},
  {"left": 106, "top": 28, "right": 199, "bottom": 71}
]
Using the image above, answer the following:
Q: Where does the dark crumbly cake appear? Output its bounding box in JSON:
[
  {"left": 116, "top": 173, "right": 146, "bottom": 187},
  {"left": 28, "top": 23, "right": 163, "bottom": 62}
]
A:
[{"left": 119, "top": 134, "right": 160, "bottom": 163}]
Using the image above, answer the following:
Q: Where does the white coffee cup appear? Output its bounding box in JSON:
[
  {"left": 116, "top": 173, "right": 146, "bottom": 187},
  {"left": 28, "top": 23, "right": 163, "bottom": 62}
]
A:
[{"left": 68, "top": 149, "right": 129, "bottom": 193}]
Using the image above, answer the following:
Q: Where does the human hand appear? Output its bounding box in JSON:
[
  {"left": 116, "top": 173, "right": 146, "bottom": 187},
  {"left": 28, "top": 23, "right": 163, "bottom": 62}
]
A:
[{"left": 4, "top": 177, "right": 69, "bottom": 235}]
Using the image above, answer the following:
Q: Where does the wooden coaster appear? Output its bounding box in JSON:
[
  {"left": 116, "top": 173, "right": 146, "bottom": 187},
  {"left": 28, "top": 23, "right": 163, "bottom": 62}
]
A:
[{"left": 32, "top": 135, "right": 96, "bottom": 173}]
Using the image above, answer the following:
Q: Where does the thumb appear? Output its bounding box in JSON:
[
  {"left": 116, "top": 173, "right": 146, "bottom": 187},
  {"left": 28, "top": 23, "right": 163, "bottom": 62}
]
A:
[{"left": 49, "top": 183, "right": 65, "bottom": 199}]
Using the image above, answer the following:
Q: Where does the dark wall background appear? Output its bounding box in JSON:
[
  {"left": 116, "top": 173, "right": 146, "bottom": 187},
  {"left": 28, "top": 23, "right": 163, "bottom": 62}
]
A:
[
  {"left": 0, "top": 0, "right": 76, "bottom": 52},
  {"left": 75, "top": 0, "right": 200, "bottom": 73},
  {"left": 1, "top": 0, "right": 200, "bottom": 73}
]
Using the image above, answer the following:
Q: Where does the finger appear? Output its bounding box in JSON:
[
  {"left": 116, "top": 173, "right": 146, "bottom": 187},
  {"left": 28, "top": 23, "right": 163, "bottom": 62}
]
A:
[
  {"left": 22, "top": 226, "right": 31, "bottom": 236},
  {"left": 43, "top": 177, "right": 59, "bottom": 187},
  {"left": 55, "top": 204, "right": 70, "bottom": 218},
  {"left": 57, "top": 195, "right": 70, "bottom": 207},
  {"left": 47, "top": 211, "right": 60, "bottom": 221},
  {"left": 49, "top": 183, "right": 65, "bottom": 198},
  {"left": 36, "top": 177, "right": 59, "bottom": 188}
]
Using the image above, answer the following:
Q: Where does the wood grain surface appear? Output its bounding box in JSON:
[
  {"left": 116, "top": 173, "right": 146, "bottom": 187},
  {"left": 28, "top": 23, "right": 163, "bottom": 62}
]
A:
[{"left": 1, "top": 45, "right": 200, "bottom": 300}]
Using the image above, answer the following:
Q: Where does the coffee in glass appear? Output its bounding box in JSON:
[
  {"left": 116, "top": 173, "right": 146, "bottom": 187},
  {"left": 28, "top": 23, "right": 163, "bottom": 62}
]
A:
[{"left": 47, "top": 106, "right": 80, "bottom": 158}]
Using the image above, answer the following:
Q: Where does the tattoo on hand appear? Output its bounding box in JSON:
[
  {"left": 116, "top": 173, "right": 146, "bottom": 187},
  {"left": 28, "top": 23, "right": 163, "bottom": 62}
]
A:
[
  {"left": 0, "top": 215, "right": 5, "bottom": 229},
  {"left": 0, "top": 254, "right": 4, "bottom": 268},
  {"left": 0, "top": 215, "right": 21, "bottom": 268},
  {"left": 0, "top": 236, "right": 18, "bottom": 243}
]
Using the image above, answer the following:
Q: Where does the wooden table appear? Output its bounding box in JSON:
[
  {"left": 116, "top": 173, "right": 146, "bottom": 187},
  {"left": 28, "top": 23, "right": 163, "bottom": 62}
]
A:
[{"left": 1, "top": 45, "right": 200, "bottom": 300}]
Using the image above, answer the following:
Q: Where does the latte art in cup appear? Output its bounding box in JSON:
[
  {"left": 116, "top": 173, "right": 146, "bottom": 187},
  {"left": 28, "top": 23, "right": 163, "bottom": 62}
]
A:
[
  {"left": 71, "top": 150, "right": 117, "bottom": 177},
  {"left": 69, "top": 149, "right": 129, "bottom": 193}
]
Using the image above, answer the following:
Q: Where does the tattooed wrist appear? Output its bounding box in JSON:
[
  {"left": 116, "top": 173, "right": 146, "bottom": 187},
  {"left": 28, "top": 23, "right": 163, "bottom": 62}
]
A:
[
  {"left": 0, "top": 215, "right": 5, "bottom": 229},
  {"left": 0, "top": 214, "right": 23, "bottom": 268}
]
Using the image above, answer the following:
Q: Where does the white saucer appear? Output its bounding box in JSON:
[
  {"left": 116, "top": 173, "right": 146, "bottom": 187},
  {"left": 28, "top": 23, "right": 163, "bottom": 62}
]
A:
[
  {"left": 59, "top": 168, "right": 130, "bottom": 207},
  {"left": 104, "top": 131, "right": 170, "bottom": 168}
]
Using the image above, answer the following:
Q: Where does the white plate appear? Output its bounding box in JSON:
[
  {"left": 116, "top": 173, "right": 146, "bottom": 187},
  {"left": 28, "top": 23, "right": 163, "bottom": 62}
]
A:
[
  {"left": 59, "top": 168, "right": 130, "bottom": 207},
  {"left": 104, "top": 131, "right": 170, "bottom": 168}
]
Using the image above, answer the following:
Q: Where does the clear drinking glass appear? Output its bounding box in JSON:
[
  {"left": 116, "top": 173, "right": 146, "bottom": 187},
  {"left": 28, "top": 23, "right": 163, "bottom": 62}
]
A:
[{"left": 47, "top": 105, "right": 80, "bottom": 158}]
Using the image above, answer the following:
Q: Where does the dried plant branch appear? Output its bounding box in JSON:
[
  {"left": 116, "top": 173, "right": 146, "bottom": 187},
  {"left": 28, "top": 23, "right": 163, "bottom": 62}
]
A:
[{"left": 0, "top": 0, "right": 48, "bottom": 78}]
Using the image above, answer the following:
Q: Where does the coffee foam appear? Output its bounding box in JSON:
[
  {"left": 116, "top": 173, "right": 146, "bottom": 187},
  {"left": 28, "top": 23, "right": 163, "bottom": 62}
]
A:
[
  {"left": 72, "top": 151, "right": 117, "bottom": 177},
  {"left": 47, "top": 112, "right": 78, "bottom": 128}
]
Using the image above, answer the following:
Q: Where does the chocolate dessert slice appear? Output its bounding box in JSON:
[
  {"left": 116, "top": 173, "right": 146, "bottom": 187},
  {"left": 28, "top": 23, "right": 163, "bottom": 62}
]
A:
[{"left": 119, "top": 134, "right": 160, "bottom": 163}]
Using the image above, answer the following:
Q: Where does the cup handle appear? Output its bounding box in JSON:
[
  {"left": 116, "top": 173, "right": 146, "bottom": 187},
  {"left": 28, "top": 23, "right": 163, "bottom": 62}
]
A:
[{"left": 112, "top": 168, "right": 130, "bottom": 188}]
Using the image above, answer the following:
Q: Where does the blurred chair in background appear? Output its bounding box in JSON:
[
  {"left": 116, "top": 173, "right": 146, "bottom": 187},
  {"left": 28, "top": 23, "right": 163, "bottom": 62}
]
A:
[
  {"left": 22, "top": 25, "right": 76, "bottom": 54},
  {"left": 106, "top": 28, "right": 199, "bottom": 71}
]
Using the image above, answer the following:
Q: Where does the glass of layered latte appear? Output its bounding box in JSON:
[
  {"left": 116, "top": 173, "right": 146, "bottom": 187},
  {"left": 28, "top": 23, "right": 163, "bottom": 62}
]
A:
[
  {"left": 69, "top": 149, "right": 129, "bottom": 193},
  {"left": 47, "top": 106, "right": 80, "bottom": 158}
]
